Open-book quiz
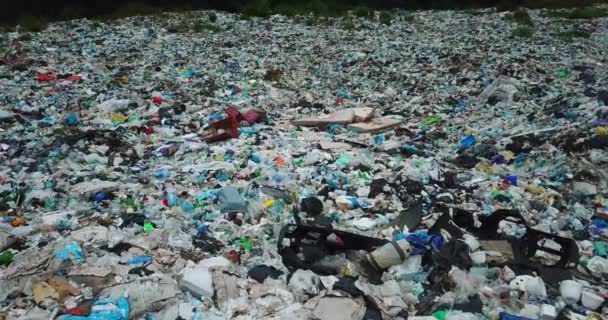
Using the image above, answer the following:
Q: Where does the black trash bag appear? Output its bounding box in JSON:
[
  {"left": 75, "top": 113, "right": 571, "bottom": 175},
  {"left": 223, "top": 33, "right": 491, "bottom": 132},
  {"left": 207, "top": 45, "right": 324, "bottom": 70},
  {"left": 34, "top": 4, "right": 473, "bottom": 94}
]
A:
[
  {"left": 333, "top": 277, "right": 363, "bottom": 296},
  {"left": 129, "top": 266, "right": 154, "bottom": 276},
  {"left": 277, "top": 221, "right": 388, "bottom": 282},
  {"left": 452, "top": 294, "right": 483, "bottom": 313},
  {"left": 432, "top": 239, "right": 472, "bottom": 271},
  {"left": 511, "top": 226, "right": 579, "bottom": 269},
  {"left": 390, "top": 201, "right": 423, "bottom": 231},
  {"left": 300, "top": 197, "right": 323, "bottom": 216},
  {"left": 192, "top": 234, "right": 224, "bottom": 254},
  {"left": 248, "top": 265, "right": 284, "bottom": 283},
  {"left": 368, "top": 178, "right": 389, "bottom": 198},
  {"left": 428, "top": 206, "right": 465, "bottom": 240},
  {"left": 435, "top": 208, "right": 580, "bottom": 269}
]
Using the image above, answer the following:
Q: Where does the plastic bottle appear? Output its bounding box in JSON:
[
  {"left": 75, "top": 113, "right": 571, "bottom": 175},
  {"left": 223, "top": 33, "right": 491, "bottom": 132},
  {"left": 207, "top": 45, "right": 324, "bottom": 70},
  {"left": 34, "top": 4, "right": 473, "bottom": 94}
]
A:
[
  {"left": 239, "top": 237, "right": 252, "bottom": 251},
  {"left": 0, "top": 251, "right": 14, "bottom": 266},
  {"left": 143, "top": 221, "right": 154, "bottom": 234},
  {"left": 166, "top": 192, "right": 178, "bottom": 207}
]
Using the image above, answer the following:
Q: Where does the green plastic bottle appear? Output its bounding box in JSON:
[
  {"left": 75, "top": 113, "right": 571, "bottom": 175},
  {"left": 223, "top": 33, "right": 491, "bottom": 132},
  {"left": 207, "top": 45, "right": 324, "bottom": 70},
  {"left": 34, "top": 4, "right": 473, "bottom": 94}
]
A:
[
  {"left": 239, "top": 237, "right": 252, "bottom": 251},
  {"left": 143, "top": 221, "right": 154, "bottom": 234},
  {"left": 0, "top": 251, "right": 14, "bottom": 266}
]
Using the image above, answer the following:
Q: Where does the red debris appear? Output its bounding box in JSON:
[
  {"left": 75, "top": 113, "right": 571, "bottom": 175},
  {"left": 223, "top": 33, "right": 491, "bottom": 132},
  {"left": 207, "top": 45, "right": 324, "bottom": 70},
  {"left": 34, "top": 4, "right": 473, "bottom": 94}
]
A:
[
  {"left": 38, "top": 74, "right": 57, "bottom": 82},
  {"left": 152, "top": 96, "right": 163, "bottom": 105}
]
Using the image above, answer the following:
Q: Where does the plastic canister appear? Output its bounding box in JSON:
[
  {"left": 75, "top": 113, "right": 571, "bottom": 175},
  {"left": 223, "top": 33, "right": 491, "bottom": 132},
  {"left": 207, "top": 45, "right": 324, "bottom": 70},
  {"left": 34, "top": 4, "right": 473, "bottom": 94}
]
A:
[{"left": 366, "top": 239, "right": 412, "bottom": 270}]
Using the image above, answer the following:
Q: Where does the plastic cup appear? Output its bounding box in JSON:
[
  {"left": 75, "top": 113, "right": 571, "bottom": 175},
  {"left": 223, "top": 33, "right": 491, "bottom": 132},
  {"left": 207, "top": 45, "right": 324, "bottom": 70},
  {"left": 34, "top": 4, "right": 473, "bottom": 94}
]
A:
[
  {"left": 559, "top": 280, "right": 582, "bottom": 305},
  {"left": 581, "top": 291, "right": 604, "bottom": 310}
]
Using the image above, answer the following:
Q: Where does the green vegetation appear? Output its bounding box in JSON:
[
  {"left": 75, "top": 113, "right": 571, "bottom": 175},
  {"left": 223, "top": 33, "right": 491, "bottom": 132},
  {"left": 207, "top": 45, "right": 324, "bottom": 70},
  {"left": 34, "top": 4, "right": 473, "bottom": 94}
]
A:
[
  {"left": 512, "top": 25, "right": 534, "bottom": 37},
  {"left": 403, "top": 14, "right": 416, "bottom": 22},
  {"left": 59, "top": 7, "right": 85, "bottom": 21},
  {"left": 510, "top": 8, "right": 534, "bottom": 26},
  {"left": 546, "top": 7, "right": 608, "bottom": 19},
  {"left": 379, "top": 11, "right": 393, "bottom": 25},
  {"left": 343, "top": 17, "right": 356, "bottom": 30},
  {"left": 264, "top": 68, "right": 283, "bottom": 81},
  {"left": 168, "top": 18, "right": 221, "bottom": 33},
  {"left": 464, "top": 10, "right": 486, "bottom": 16},
  {"left": 272, "top": 4, "right": 304, "bottom": 16},
  {"left": 557, "top": 30, "right": 592, "bottom": 41},
  {"left": 17, "top": 16, "right": 47, "bottom": 32},
  {"left": 105, "top": 2, "right": 161, "bottom": 20},
  {"left": 17, "top": 33, "right": 33, "bottom": 41},
  {"left": 273, "top": 0, "right": 334, "bottom": 17},
  {"left": 244, "top": 0, "right": 272, "bottom": 17},
  {"left": 3, "top": 0, "right": 607, "bottom": 30},
  {"left": 167, "top": 19, "right": 190, "bottom": 33},
  {"left": 353, "top": 6, "right": 370, "bottom": 17},
  {"left": 305, "top": 16, "right": 315, "bottom": 26},
  {"left": 522, "top": 0, "right": 601, "bottom": 9},
  {"left": 193, "top": 20, "right": 221, "bottom": 32}
]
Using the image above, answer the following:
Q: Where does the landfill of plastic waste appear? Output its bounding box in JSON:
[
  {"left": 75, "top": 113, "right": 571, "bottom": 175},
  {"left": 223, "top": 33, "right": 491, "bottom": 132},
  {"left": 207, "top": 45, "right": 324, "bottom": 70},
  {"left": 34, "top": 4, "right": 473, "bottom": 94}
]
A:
[{"left": 1, "top": 6, "right": 608, "bottom": 320}]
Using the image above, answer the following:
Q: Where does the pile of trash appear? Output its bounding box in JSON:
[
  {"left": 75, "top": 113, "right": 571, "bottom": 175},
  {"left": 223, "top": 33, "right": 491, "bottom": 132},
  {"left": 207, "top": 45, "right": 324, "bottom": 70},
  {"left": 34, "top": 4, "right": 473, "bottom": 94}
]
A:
[{"left": 1, "top": 7, "right": 608, "bottom": 320}]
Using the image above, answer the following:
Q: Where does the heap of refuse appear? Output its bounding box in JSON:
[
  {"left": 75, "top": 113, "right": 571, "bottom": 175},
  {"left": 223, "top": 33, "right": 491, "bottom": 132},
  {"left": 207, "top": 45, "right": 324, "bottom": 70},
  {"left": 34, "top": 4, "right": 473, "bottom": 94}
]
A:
[{"left": 1, "top": 7, "right": 608, "bottom": 320}]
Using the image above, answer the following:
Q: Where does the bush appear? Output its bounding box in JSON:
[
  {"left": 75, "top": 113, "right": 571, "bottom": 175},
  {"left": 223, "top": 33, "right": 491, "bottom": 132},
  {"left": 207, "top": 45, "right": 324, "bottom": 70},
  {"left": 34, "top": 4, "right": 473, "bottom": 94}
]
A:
[
  {"left": 107, "top": 2, "right": 160, "bottom": 20},
  {"left": 306, "top": 0, "right": 331, "bottom": 17},
  {"left": 512, "top": 25, "right": 534, "bottom": 37},
  {"left": 192, "top": 20, "right": 204, "bottom": 32},
  {"left": 557, "top": 30, "right": 592, "bottom": 40},
  {"left": 526, "top": 0, "right": 600, "bottom": 9},
  {"left": 403, "top": 14, "right": 415, "bottom": 22},
  {"left": 168, "top": 20, "right": 191, "bottom": 33},
  {"left": 379, "top": 11, "right": 392, "bottom": 25},
  {"left": 244, "top": 0, "right": 271, "bottom": 17},
  {"left": 273, "top": 4, "right": 305, "bottom": 16},
  {"left": 353, "top": 6, "right": 369, "bottom": 17},
  {"left": 193, "top": 20, "right": 221, "bottom": 32},
  {"left": 464, "top": 10, "right": 485, "bottom": 16},
  {"left": 496, "top": 0, "right": 518, "bottom": 12},
  {"left": 510, "top": 8, "right": 534, "bottom": 26},
  {"left": 17, "top": 16, "right": 47, "bottom": 32},
  {"left": 343, "top": 18, "right": 356, "bottom": 30},
  {"left": 306, "top": 16, "right": 316, "bottom": 26},
  {"left": 59, "top": 7, "right": 85, "bottom": 21},
  {"left": 264, "top": 69, "right": 283, "bottom": 82},
  {"left": 547, "top": 7, "right": 607, "bottom": 19}
]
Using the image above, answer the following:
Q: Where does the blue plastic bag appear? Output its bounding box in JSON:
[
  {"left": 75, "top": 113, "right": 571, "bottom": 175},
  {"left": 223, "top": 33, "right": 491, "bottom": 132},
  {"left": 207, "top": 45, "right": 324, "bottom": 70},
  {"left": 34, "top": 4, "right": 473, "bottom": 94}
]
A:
[
  {"left": 63, "top": 296, "right": 129, "bottom": 320},
  {"left": 54, "top": 241, "right": 84, "bottom": 261},
  {"left": 127, "top": 255, "right": 153, "bottom": 265},
  {"left": 459, "top": 135, "right": 476, "bottom": 149}
]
